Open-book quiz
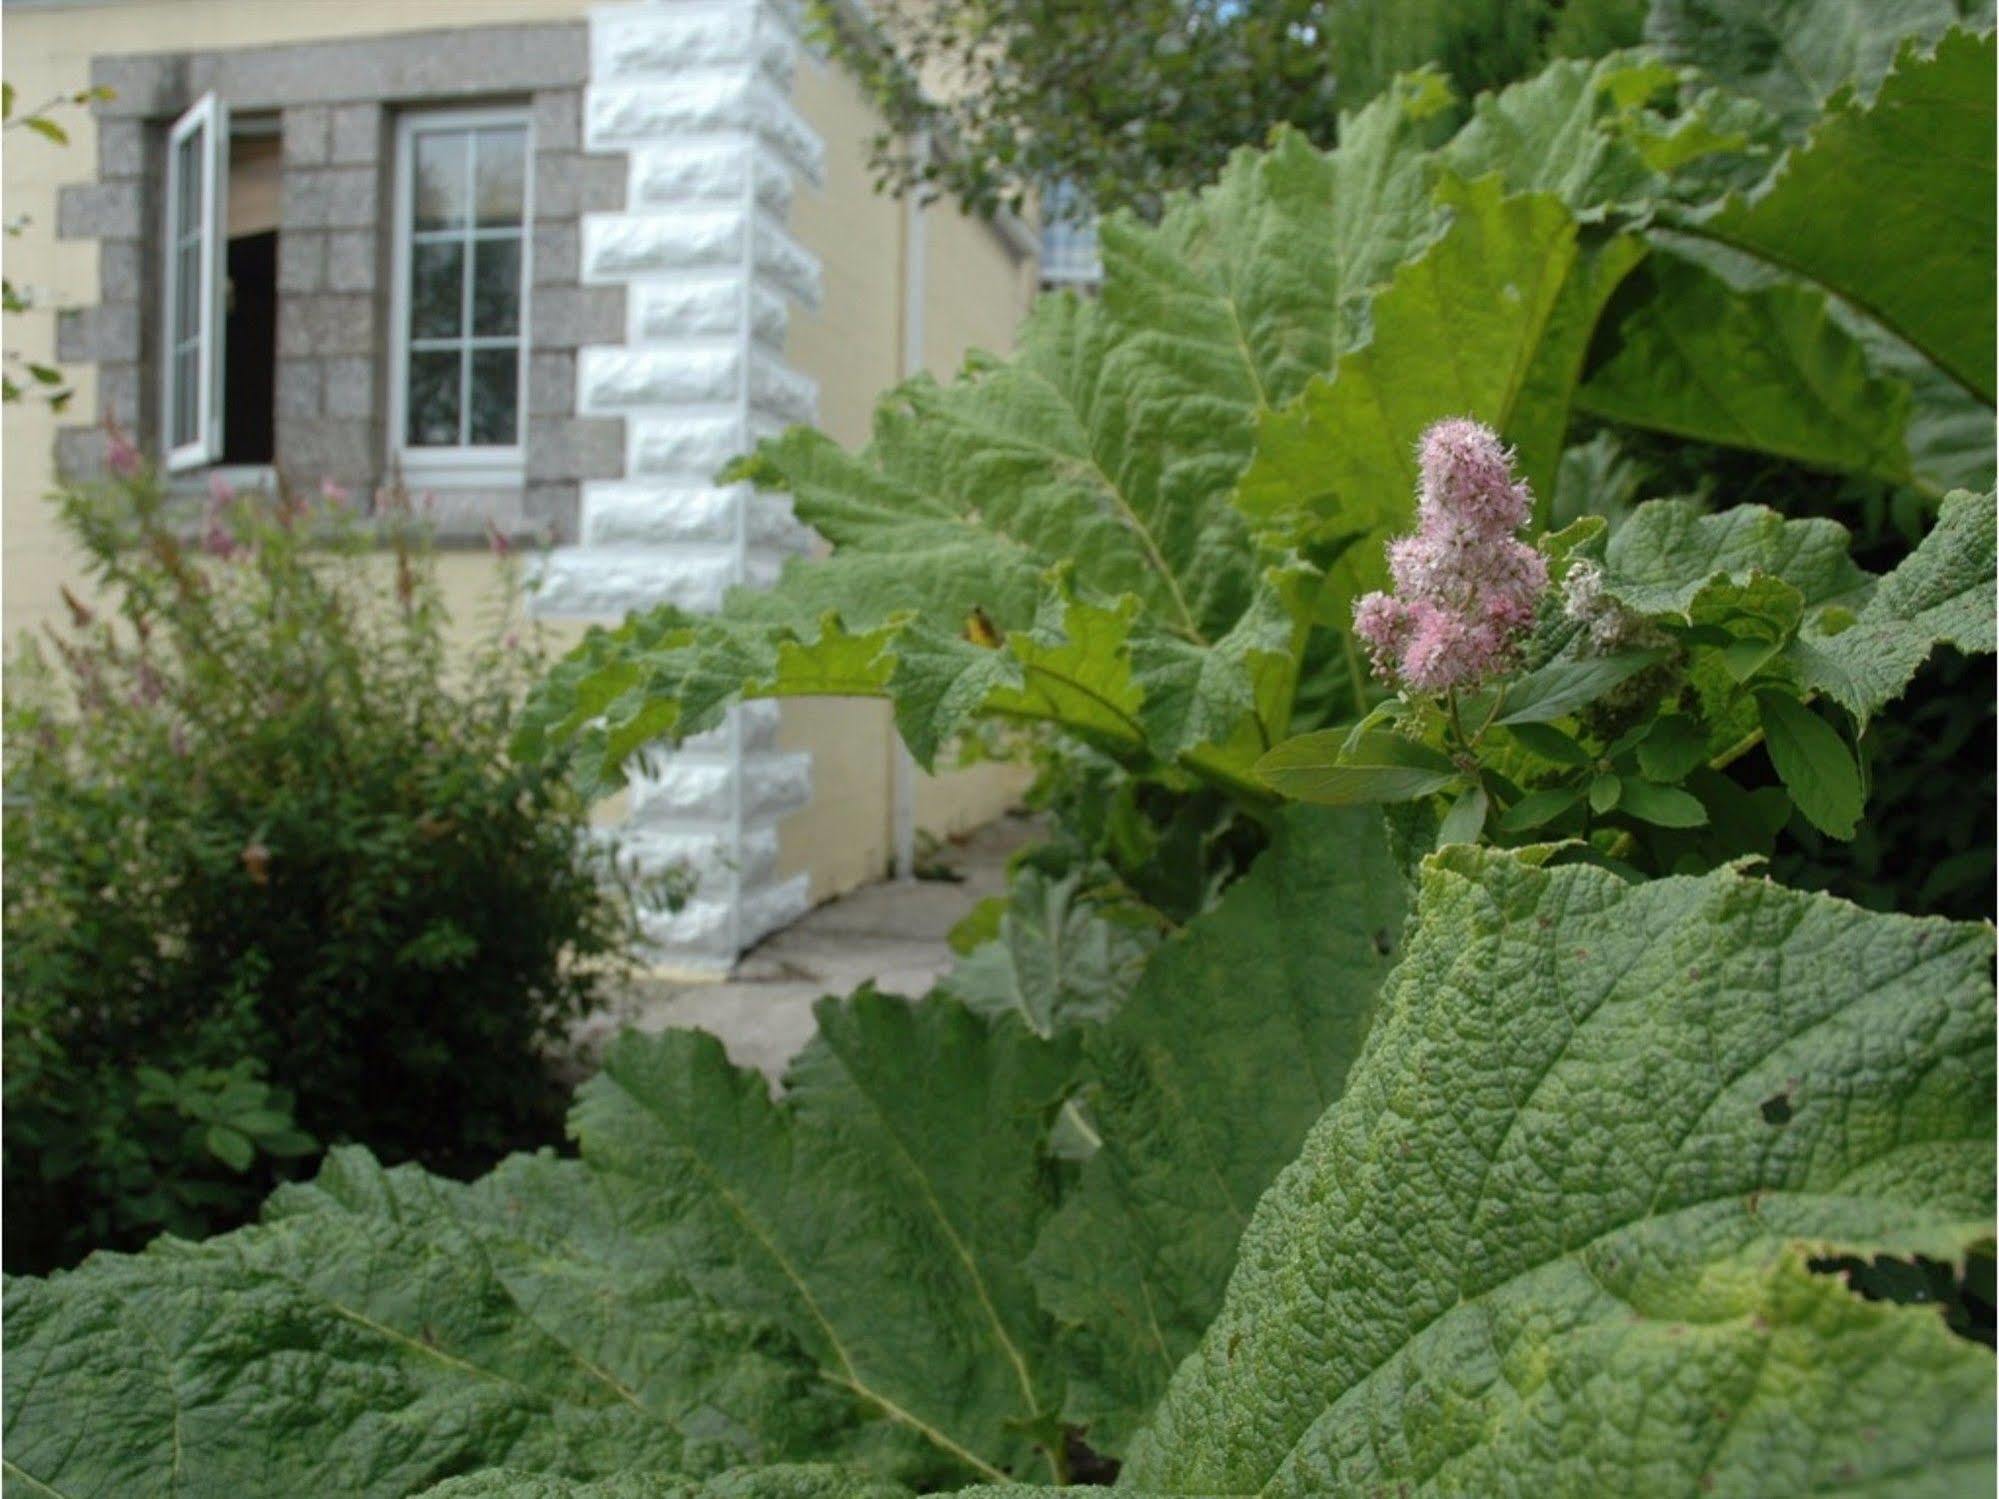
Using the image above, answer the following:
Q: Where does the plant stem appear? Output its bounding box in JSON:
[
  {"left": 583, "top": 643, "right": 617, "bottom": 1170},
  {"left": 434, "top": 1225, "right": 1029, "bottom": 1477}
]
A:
[
  {"left": 1340, "top": 628, "right": 1368, "bottom": 716},
  {"left": 1471, "top": 684, "right": 1508, "bottom": 746}
]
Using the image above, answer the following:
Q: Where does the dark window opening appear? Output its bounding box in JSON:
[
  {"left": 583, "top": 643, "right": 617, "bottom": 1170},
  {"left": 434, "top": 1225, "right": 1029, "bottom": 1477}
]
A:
[
  {"left": 222, "top": 229, "right": 276, "bottom": 464},
  {"left": 220, "top": 127, "right": 280, "bottom": 465}
]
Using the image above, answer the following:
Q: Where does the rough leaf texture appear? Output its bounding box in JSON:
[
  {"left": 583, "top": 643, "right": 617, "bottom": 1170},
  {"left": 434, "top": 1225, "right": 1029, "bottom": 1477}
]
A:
[
  {"left": 1026, "top": 807, "right": 1408, "bottom": 1452},
  {"left": 1122, "top": 848, "right": 1996, "bottom": 1495},
  {"left": 0, "top": 1149, "right": 844, "bottom": 1497},
  {"left": 1596, "top": 492, "right": 1998, "bottom": 725}
]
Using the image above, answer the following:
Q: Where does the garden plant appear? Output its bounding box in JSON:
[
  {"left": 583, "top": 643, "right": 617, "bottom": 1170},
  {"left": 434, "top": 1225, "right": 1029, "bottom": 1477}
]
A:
[
  {"left": 2, "top": 468, "right": 653, "bottom": 1274},
  {"left": 4, "top": 6, "right": 1995, "bottom": 1497}
]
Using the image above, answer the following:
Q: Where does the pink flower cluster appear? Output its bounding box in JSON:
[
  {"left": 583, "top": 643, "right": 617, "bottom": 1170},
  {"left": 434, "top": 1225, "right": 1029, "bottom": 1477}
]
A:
[{"left": 1351, "top": 418, "right": 1548, "bottom": 694}]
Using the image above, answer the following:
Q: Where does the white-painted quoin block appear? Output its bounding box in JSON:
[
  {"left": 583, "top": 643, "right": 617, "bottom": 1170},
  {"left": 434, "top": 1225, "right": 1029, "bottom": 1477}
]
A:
[{"left": 531, "top": 0, "right": 826, "bottom": 969}]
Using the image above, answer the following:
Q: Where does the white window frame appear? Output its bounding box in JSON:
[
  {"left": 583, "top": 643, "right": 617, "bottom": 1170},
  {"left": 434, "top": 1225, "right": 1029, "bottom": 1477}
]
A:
[
  {"left": 389, "top": 106, "right": 534, "bottom": 487},
  {"left": 161, "top": 91, "right": 229, "bottom": 471}
]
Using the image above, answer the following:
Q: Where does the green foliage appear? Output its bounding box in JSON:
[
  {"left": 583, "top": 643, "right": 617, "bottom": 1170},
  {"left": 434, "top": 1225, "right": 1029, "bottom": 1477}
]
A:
[
  {"left": 9, "top": 840, "right": 1990, "bottom": 1495},
  {"left": 1646, "top": 0, "right": 1990, "bottom": 127},
  {"left": 2, "top": 812, "right": 1412, "bottom": 1491},
  {"left": 1026, "top": 807, "right": 1406, "bottom": 1451},
  {"left": 0, "top": 78, "right": 112, "bottom": 413},
  {"left": 1120, "top": 847, "right": 1996, "bottom": 1494},
  {"left": 1257, "top": 490, "right": 1995, "bottom": 872},
  {"left": 808, "top": 0, "right": 1647, "bottom": 221},
  {"left": 3, "top": 466, "right": 651, "bottom": 1273},
  {"left": 522, "top": 28, "right": 1993, "bottom": 810},
  {"left": 938, "top": 864, "right": 1159, "bottom": 1038}
]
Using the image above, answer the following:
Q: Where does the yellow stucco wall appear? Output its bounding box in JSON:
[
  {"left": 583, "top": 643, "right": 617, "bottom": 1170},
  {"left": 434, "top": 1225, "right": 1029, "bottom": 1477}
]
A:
[{"left": 2, "top": 0, "right": 1034, "bottom": 913}]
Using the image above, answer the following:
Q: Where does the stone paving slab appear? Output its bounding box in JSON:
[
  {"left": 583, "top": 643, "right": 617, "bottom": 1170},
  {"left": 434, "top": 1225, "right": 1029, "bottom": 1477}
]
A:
[{"left": 569, "top": 811, "right": 1041, "bottom": 1079}]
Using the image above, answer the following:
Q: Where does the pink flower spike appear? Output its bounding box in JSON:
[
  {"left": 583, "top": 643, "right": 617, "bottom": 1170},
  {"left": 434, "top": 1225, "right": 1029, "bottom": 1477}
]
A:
[
  {"left": 1354, "top": 417, "right": 1546, "bottom": 695},
  {"left": 207, "top": 472, "right": 234, "bottom": 510},
  {"left": 105, "top": 427, "right": 143, "bottom": 479},
  {"left": 1417, "top": 418, "right": 1531, "bottom": 536},
  {"left": 320, "top": 478, "right": 351, "bottom": 507},
  {"left": 485, "top": 520, "right": 512, "bottom": 557}
]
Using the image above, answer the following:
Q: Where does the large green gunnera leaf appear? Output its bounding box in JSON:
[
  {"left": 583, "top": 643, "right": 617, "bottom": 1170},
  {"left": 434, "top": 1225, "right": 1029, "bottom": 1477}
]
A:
[
  {"left": 569, "top": 992, "right": 1079, "bottom": 1486},
  {"left": 416, "top": 1465, "right": 912, "bottom": 1499},
  {"left": 1689, "top": 25, "right": 1995, "bottom": 405},
  {"left": 1647, "top": 0, "right": 1988, "bottom": 132},
  {"left": 1025, "top": 807, "right": 1407, "bottom": 1453},
  {"left": 0, "top": 1149, "right": 846, "bottom": 1497},
  {"left": 1581, "top": 27, "right": 1997, "bottom": 492},
  {"left": 1119, "top": 848, "right": 1996, "bottom": 1495},
  {"left": 1236, "top": 172, "right": 1646, "bottom": 558}
]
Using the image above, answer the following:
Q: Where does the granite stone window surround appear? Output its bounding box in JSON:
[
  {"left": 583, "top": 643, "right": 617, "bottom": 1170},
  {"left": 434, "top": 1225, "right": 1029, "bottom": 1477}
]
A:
[{"left": 54, "top": 23, "right": 629, "bottom": 544}]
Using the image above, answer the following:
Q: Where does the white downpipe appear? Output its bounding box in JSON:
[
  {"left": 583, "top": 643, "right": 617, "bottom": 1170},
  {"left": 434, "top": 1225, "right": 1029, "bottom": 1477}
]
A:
[{"left": 891, "top": 131, "right": 928, "bottom": 883}]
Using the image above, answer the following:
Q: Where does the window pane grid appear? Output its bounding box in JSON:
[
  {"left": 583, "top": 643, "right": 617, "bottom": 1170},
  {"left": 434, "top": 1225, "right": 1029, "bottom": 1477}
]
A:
[{"left": 401, "top": 120, "right": 527, "bottom": 451}]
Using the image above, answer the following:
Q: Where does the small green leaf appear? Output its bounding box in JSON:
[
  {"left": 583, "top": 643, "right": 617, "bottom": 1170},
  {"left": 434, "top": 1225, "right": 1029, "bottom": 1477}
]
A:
[
  {"left": 2, "top": 83, "right": 15, "bottom": 119},
  {"left": 1257, "top": 730, "right": 1461, "bottom": 806},
  {"left": 1635, "top": 714, "right": 1706, "bottom": 783},
  {"left": 1757, "top": 691, "right": 1862, "bottom": 839},
  {"left": 27, "top": 362, "right": 63, "bottom": 385},
  {"left": 1504, "top": 721, "right": 1591, "bottom": 766},
  {"left": 1720, "top": 633, "right": 1784, "bottom": 682},
  {"left": 24, "top": 117, "right": 69, "bottom": 145},
  {"left": 205, "top": 1125, "right": 255, "bottom": 1172},
  {"left": 1436, "top": 783, "right": 1489, "bottom": 847},
  {"left": 1495, "top": 650, "right": 1666, "bottom": 725},
  {"left": 1588, "top": 773, "right": 1622, "bottom": 814},
  {"left": 1498, "top": 785, "right": 1583, "bottom": 831},
  {"left": 1617, "top": 778, "right": 1709, "bottom": 828}
]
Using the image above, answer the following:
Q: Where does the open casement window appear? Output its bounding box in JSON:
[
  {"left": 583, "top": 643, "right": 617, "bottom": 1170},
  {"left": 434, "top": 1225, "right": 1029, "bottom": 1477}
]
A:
[
  {"left": 391, "top": 109, "right": 533, "bottom": 484},
  {"left": 161, "top": 92, "right": 229, "bottom": 471}
]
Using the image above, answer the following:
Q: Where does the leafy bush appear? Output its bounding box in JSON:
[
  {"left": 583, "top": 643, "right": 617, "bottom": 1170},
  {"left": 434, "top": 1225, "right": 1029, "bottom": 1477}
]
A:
[
  {"left": 2, "top": 465, "right": 647, "bottom": 1273},
  {"left": 5, "top": 15, "right": 1995, "bottom": 1499}
]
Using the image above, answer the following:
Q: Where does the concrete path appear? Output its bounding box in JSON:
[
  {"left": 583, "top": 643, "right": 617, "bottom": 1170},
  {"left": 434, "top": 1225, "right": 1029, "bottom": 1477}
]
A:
[{"left": 572, "top": 812, "right": 1043, "bottom": 1079}]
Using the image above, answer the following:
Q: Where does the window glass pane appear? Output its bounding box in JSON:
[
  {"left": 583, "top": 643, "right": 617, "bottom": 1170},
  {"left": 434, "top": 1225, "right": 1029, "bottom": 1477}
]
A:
[
  {"left": 413, "top": 131, "right": 468, "bottom": 232},
  {"left": 473, "top": 127, "right": 526, "bottom": 228},
  {"left": 175, "top": 241, "right": 199, "bottom": 342},
  {"left": 468, "top": 348, "right": 518, "bottom": 446},
  {"left": 470, "top": 237, "right": 520, "bottom": 336},
  {"left": 410, "top": 241, "right": 464, "bottom": 339},
  {"left": 407, "top": 349, "right": 462, "bottom": 446},
  {"left": 176, "top": 133, "right": 201, "bottom": 227},
  {"left": 173, "top": 347, "right": 198, "bottom": 447}
]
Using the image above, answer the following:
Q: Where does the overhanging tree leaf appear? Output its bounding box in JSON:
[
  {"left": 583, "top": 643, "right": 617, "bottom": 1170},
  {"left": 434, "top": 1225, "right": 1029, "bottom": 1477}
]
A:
[{"left": 1120, "top": 847, "right": 1997, "bottom": 1495}]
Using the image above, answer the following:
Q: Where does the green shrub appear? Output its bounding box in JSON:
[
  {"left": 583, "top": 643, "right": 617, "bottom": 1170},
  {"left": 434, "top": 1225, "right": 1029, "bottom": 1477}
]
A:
[{"left": 2, "top": 461, "right": 648, "bottom": 1273}]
